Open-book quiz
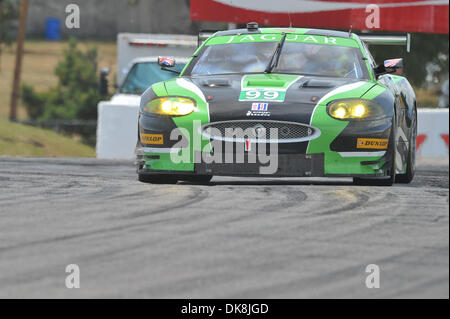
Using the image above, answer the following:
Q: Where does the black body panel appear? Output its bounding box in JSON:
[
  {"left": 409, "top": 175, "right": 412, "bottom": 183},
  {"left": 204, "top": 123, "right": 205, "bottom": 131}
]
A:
[
  {"left": 190, "top": 75, "right": 358, "bottom": 124},
  {"left": 330, "top": 118, "right": 392, "bottom": 152},
  {"left": 188, "top": 75, "right": 360, "bottom": 154},
  {"left": 195, "top": 153, "right": 325, "bottom": 177}
]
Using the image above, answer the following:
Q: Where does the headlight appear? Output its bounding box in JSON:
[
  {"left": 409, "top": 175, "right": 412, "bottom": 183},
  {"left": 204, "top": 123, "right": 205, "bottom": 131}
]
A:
[
  {"left": 327, "top": 99, "right": 384, "bottom": 120},
  {"left": 145, "top": 97, "right": 197, "bottom": 116}
]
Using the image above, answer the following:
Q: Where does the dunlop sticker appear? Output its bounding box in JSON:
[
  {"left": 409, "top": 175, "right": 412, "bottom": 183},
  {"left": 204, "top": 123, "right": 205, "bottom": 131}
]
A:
[
  {"left": 140, "top": 134, "right": 164, "bottom": 145},
  {"left": 357, "top": 138, "right": 389, "bottom": 149}
]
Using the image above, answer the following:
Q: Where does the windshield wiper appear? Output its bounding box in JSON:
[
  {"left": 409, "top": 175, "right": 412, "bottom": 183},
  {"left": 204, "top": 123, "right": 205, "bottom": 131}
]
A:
[{"left": 265, "top": 33, "right": 287, "bottom": 74}]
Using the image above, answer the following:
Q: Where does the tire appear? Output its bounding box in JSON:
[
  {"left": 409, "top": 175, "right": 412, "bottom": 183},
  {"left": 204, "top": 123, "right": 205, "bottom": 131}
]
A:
[
  {"left": 178, "top": 175, "right": 213, "bottom": 184},
  {"left": 396, "top": 109, "right": 417, "bottom": 184},
  {"left": 138, "top": 174, "right": 178, "bottom": 184},
  {"left": 353, "top": 115, "right": 397, "bottom": 186}
]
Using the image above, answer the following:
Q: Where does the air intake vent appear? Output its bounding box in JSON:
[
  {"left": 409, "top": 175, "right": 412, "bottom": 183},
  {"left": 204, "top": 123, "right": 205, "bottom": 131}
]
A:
[{"left": 201, "top": 120, "right": 320, "bottom": 143}]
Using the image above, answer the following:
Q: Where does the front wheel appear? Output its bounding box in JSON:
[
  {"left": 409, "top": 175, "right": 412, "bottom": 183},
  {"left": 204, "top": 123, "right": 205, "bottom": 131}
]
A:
[{"left": 396, "top": 109, "right": 417, "bottom": 184}]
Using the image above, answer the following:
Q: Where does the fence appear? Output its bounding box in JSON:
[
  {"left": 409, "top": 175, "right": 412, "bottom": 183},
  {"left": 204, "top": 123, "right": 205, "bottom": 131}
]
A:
[{"left": 17, "top": 119, "right": 97, "bottom": 146}]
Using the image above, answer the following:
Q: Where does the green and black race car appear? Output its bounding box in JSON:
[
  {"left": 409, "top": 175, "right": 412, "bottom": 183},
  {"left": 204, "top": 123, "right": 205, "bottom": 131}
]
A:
[{"left": 136, "top": 23, "right": 417, "bottom": 186}]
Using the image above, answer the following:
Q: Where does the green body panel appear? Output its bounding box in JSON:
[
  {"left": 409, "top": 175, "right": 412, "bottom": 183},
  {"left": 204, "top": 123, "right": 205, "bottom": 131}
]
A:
[
  {"left": 306, "top": 81, "right": 389, "bottom": 175},
  {"left": 361, "top": 83, "right": 388, "bottom": 99},
  {"left": 151, "top": 81, "right": 168, "bottom": 96},
  {"left": 141, "top": 82, "right": 186, "bottom": 170},
  {"left": 143, "top": 78, "right": 211, "bottom": 172},
  {"left": 143, "top": 153, "right": 194, "bottom": 171},
  {"left": 243, "top": 74, "right": 299, "bottom": 89}
]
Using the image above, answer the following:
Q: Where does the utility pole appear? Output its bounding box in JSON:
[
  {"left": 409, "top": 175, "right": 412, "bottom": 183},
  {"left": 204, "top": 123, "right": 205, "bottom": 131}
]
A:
[
  {"left": 0, "top": 2, "right": 3, "bottom": 73},
  {"left": 9, "top": 0, "right": 28, "bottom": 121}
]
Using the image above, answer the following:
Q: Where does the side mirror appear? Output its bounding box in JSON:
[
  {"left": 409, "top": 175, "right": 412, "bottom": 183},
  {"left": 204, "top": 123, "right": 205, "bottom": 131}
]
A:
[
  {"left": 158, "top": 56, "right": 176, "bottom": 68},
  {"left": 375, "top": 58, "right": 404, "bottom": 76},
  {"left": 99, "top": 67, "right": 110, "bottom": 96},
  {"left": 158, "top": 56, "right": 181, "bottom": 75}
]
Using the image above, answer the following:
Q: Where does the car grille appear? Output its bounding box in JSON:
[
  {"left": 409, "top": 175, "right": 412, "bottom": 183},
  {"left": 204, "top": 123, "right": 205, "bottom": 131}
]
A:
[{"left": 201, "top": 120, "right": 320, "bottom": 143}]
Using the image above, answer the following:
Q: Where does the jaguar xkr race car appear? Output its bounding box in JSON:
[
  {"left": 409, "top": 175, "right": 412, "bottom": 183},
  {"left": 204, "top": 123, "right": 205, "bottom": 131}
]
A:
[{"left": 136, "top": 23, "right": 417, "bottom": 186}]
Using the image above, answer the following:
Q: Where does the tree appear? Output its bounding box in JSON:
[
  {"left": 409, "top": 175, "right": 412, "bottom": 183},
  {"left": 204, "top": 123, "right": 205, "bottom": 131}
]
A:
[
  {"left": 370, "top": 33, "right": 449, "bottom": 88},
  {"left": 21, "top": 39, "right": 106, "bottom": 145},
  {"left": 0, "top": 0, "right": 19, "bottom": 72}
]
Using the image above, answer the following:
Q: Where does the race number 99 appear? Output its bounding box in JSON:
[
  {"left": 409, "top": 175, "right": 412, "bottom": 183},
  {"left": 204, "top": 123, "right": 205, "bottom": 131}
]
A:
[
  {"left": 240, "top": 89, "right": 283, "bottom": 102},
  {"left": 246, "top": 90, "right": 279, "bottom": 100}
]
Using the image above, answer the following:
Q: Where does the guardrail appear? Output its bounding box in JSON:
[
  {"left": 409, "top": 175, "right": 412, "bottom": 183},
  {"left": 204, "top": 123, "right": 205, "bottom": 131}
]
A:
[{"left": 17, "top": 119, "right": 97, "bottom": 133}]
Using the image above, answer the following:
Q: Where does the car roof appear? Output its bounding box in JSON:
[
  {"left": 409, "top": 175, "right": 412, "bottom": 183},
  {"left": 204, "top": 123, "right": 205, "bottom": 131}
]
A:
[{"left": 214, "top": 27, "right": 353, "bottom": 39}]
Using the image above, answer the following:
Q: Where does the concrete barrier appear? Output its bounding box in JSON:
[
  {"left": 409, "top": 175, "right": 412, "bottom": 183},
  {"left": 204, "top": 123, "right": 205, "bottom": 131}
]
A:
[
  {"left": 96, "top": 102, "right": 139, "bottom": 160},
  {"left": 417, "top": 109, "right": 449, "bottom": 157},
  {"left": 96, "top": 106, "right": 449, "bottom": 159}
]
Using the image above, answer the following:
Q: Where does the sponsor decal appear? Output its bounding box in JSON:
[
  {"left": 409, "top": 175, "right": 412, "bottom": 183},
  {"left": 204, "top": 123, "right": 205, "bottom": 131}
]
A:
[
  {"left": 251, "top": 102, "right": 268, "bottom": 111},
  {"left": 141, "top": 133, "right": 164, "bottom": 145},
  {"left": 247, "top": 103, "right": 270, "bottom": 117},
  {"left": 213, "top": 34, "right": 350, "bottom": 47},
  {"left": 357, "top": 138, "right": 389, "bottom": 149},
  {"left": 244, "top": 139, "right": 251, "bottom": 152}
]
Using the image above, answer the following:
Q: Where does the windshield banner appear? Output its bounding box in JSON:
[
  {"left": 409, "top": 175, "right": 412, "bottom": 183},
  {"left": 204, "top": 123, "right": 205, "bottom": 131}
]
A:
[{"left": 191, "top": 0, "right": 449, "bottom": 34}]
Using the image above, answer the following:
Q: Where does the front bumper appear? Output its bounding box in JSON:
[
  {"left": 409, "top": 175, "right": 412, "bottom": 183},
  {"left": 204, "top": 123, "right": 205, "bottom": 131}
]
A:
[
  {"left": 136, "top": 150, "right": 392, "bottom": 178},
  {"left": 137, "top": 114, "right": 393, "bottom": 178},
  {"left": 137, "top": 153, "right": 324, "bottom": 177}
]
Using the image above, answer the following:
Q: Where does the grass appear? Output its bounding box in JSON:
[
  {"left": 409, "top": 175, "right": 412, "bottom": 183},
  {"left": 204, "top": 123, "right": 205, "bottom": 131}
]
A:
[
  {"left": 415, "top": 87, "right": 440, "bottom": 108},
  {"left": 0, "top": 119, "right": 95, "bottom": 157}
]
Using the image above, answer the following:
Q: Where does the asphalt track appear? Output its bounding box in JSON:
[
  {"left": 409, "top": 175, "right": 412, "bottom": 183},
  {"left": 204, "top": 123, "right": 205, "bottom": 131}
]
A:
[{"left": 0, "top": 157, "right": 448, "bottom": 298}]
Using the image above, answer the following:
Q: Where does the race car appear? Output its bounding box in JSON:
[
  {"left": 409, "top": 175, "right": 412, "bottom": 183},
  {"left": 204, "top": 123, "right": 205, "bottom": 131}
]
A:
[{"left": 136, "top": 23, "right": 417, "bottom": 186}]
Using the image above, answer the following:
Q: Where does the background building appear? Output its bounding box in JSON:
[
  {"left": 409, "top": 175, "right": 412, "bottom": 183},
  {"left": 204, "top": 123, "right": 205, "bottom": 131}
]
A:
[{"left": 26, "top": 0, "right": 222, "bottom": 39}]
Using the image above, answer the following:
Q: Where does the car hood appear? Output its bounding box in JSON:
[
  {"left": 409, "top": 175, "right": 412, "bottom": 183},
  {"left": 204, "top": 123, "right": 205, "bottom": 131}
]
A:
[{"left": 164, "top": 73, "right": 375, "bottom": 124}]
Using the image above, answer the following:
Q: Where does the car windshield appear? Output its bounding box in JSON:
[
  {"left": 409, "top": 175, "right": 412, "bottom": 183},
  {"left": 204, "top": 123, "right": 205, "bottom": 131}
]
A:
[
  {"left": 190, "top": 42, "right": 366, "bottom": 79},
  {"left": 120, "top": 62, "right": 186, "bottom": 95}
]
